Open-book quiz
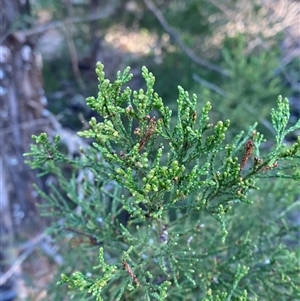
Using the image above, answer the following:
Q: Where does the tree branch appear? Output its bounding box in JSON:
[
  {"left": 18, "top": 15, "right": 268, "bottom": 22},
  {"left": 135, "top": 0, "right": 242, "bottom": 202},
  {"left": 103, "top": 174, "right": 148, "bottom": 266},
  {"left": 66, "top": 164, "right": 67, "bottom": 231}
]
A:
[
  {"left": 2, "top": 5, "right": 116, "bottom": 43},
  {"left": 143, "top": 0, "right": 232, "bottom": 77},
  {"left": 193, "top": 73, "right": 227, "bottom": 96}
]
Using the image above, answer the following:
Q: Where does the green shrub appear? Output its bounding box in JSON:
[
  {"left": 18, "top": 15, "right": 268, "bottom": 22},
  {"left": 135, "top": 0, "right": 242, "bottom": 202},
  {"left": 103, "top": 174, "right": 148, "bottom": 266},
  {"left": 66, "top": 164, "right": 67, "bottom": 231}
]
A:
[{"left": 25, "top": 63, "right": 300, "bottom": 301}]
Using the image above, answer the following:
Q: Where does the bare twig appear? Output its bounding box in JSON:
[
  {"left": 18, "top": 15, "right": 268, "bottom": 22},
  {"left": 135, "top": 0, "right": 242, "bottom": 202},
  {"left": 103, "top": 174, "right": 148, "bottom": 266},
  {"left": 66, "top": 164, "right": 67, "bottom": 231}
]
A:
[
  {"left": 2, "top": 5, "right": 115, "bottom": 44},
  {"left": 143, "top": 0, "right": 232, "bottom": 77},
  {"left": 39, "top": 239, "right": 63, "bottom": 265},
  {"left": 193, "top": 74, "right": 276, "bottom": 135},
  {"left": 138, "top": 116, "right": 157, "bottom": 152},
  {"left": 0, "top": 248, "right": 33, "bottom": 286},
  {"left": 208, "top": 0, "right": 232, "bottom": 16},
  {"left": 243, "top": 103, "right": 276, "bottom": 135},
  {"left": 240, "top": 139, "right": 255, "bottom": 171},
  {"left": 0, "top": 232, "right": 64, "bottom": 286},
  {"left": 63, "top": 0, "right": 86, "bottom": 91},
  {"left": 17, "top": 233, "right": 46, "bottom": 252},
  {"left": 193, "top": 73, "right": 227, "bottom": 97},
  {"left": 0, "top": 234, "right": 45, "bottom": 286},
  {"left": 123, "top": 261, "right": 140, "bottom": 287},
  {"left": 2, "top": 118, "right": 50, "bottom": 136}
]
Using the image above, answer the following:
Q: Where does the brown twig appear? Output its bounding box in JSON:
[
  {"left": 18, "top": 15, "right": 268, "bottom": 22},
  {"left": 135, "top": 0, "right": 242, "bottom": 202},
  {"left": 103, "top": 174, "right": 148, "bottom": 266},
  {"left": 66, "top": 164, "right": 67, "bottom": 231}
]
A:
[
  {"left": 64, "top": 227, "right": 98, "bottom": 245},
  {"left": 143, "top": 0, "right": 232, "bottom": 77},
  {"left": 259, "top": 162, "right": 278, "bottom": 173},
  {"left": 138, "top": 116, "right": 157, "bottom": 151},
  {"left": 123, "top": 261, "right": 140, "bottom": 287},
  {"left": 240, "top": 139, "right": 255, "bottom": 171}
]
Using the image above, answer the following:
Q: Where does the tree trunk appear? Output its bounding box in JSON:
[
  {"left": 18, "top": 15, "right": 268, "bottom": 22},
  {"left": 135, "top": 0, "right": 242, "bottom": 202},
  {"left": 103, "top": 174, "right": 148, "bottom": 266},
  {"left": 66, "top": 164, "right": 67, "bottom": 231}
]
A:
[
  {"left": 1, "top": 0, "right": 47, "bottom": 298},
  {"left": 1, "top": 0, "right": 47, "bottom": 227}
]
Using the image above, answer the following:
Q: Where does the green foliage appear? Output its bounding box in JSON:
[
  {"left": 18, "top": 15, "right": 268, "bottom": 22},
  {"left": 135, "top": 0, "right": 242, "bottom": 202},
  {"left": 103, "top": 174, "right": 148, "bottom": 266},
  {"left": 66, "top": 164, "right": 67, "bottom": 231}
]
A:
[
  {"left": 195, "top": 35, "right": 288, "bottom": 139},
  {"left": 35, "top": 0, "right": 290, "bottom": 145},
  {"left": 24, "top": 63, "right": 300, "bottom": 300}
]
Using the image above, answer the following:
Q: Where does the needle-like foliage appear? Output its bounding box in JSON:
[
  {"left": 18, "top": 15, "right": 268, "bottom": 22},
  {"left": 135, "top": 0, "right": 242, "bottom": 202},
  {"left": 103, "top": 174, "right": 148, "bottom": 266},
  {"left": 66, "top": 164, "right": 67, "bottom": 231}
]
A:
[{"left": 24, "top": 62, "right": 300, "bottom": 301}]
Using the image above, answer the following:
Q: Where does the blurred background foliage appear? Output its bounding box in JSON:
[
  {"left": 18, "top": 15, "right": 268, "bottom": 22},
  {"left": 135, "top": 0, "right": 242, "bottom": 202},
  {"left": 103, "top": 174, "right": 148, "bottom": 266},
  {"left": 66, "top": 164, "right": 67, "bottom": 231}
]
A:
[
  {"left": 4, "top": 0, "right": 299, "bottom": 299},
  {"left": 31, "top": 0, "right": 299, "bottom": 139}
]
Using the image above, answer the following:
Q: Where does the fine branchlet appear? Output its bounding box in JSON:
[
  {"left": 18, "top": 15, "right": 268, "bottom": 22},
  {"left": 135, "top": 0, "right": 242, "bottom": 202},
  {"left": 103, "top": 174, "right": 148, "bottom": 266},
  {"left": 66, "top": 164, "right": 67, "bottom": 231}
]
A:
[{"left": 24, "top": 63, "right": 300, "bottom": 301}]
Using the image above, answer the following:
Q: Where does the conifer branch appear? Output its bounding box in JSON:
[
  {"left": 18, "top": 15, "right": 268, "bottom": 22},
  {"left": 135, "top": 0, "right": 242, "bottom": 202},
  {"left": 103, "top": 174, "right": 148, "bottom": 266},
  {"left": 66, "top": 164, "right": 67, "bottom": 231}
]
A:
[{"left": 24, "top": 63, "right": 300, "bottom": 301}]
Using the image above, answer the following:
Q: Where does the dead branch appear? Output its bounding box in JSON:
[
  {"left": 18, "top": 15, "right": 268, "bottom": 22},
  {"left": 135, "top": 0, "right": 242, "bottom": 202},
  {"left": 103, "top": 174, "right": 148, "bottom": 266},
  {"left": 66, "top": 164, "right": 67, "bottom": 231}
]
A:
[
  {"left": 1, "top": 5, "right": 116, "bottom": 43},
  {"left": 138, "top": 116, "right": 157, "bottom": 152},
  {"left": 143, "top": 0, "right": 232, "bottom": 77},
  {"left": 123, "top": 261, "right": 140, "bottom": 287},
  {"left": 192, "top": 74, "right": 275, "bottom": 135},
  {"left": 63, "top": 0, "right": 86, "bottom": 91},
  {"left": 193, "top": 73, "right": 227, "bottom": 97},
  {"left": 240, "top": 139, "right": 255, "bottom": 171},
  {"left": 0, "top": 234, "right": 45, "bottom": 286}
]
